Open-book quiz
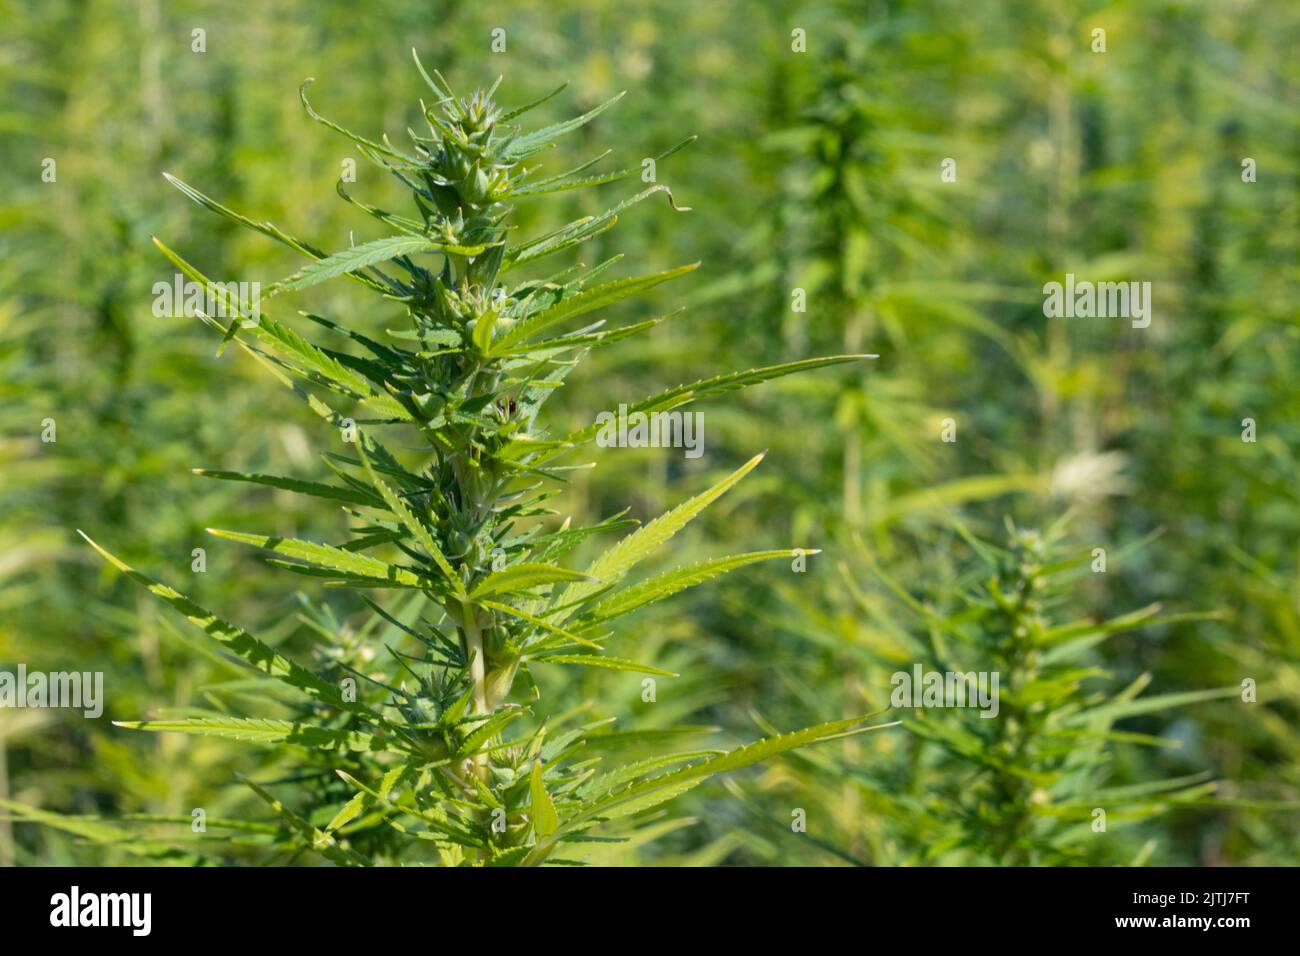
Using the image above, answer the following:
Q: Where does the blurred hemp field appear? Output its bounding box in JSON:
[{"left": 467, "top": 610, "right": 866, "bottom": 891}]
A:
[{"left": 0, "top": 0, "right": 1297, "bottom": 866}]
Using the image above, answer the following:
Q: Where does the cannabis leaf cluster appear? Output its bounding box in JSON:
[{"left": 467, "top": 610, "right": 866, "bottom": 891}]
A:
[
  {"left": 82, "top": 53, "right": 886, "bottom": 865},
  {"left": 757, "top": 522, "right": 1235, "bottom": 866}
]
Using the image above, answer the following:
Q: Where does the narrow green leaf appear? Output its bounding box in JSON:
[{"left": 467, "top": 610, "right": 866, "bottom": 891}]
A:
[
  {"left": 558, "top": 453, "right": 764, "bottom": 611},
  {"left": 457, "top": 709, "right": 527, "bottom": 758},
  {"left": 487, "top": 846, "right": 532, "bottom": 866},
  {"left": 300, "top": 77, "right": 418, "bottom": 163},
  {"left": 492, "top": 312, "right": 676, "bottom": 358},
  {"left": 578, "top": 549, "right": 805, "bottom": 626},
  {"left": 508, "top": 136, "right": 697, "bottom": 198},
  {"left": 150, "top": 237, "right": 411, "bottom": 418},
  {"left": 471, "top": 307, "right": 499, "bottom": 353},
  {"left": 529, "top": 761, "right": 560, "bottom": 838},
  {"left": 1067, "top": 686, "right": 1242, "bottom": 726},
  {"left": 326, "top": 764, "right": 411, "bottom": 833},
  {"left": 337, "top": 770, "right": 483, "bottom": 847},
  {"left": 501, "top": 90, "right": 626, "bottom": 162},
  {"left": 77, "top": 531, "right": 376, "bottom": 720},
  {"left": 531, "top": 654, "right": 677, "bottom": 677},
  {"left": 273, "top": 235, "right": 482, "bottom": 293},
  {"left": 545, "top": 356, "right": 875, "bottom": 459},
  {"left": 192, "top": 469, "right": 378, "bottom": 507},
  {"left": 491, "top": 263, "right": 697, "bottom": 354},
  {"left": 115, "top": 717, "right": 390, "bottom": 752},
  {"left": 470, "top": 563, "right": 593, "bottom": 600},
  {"left": 162, "top": 172, "right": 327, "bottom": 261},
  {"left": 524, "top": 714, "right": 899, "bottom": 864},
  {"left": 240, "top": 774, "right": 367, "bottom": 867},
  {"left": 0, "top": 798, "right": 130, "bottom": 844},
  {"left": 500, "top": 81, "right": 568, "bottom": 122},
  {"left": 477, "top": 599, "right": 602, "bottom": 650},
  {"left": 355, "top": 442, "right": 464, "bottom": 595},
  {"left": 578, "top": 751, "right": 722, "bottom": 799},
  {"left": 209, "top": 528, "right": 437, "bottom": 590}
]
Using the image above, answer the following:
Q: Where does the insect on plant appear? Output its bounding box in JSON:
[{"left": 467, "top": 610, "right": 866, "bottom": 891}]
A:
[{"left": 78, "top": 52, "right": 893, "bottom": 865}]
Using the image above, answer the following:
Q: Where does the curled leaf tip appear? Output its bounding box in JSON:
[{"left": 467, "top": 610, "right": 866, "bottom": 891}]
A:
[{"left": 661, "top": 186, "right": 692, "bottom": 212}]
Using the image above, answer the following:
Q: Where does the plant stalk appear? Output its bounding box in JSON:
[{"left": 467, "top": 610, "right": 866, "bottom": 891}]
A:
[{"left": 461, "top": 599, "right": 490, "bottom": 781}]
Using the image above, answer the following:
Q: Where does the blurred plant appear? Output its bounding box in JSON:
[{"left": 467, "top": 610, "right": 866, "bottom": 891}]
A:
[{"left": 726, "top": 520, "right": 1241, "bottom": 865}]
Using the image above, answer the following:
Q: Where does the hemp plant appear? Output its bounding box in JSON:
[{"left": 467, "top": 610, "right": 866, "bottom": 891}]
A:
[
  {"left": 79, "top": 54, "right": 891, "bottom": 865},
  {"left": 876, "top": 523, "right": 1233, "bottom": 865},
  {"left": 746, "top": 521, "right": 1236, "bottom": 866}
]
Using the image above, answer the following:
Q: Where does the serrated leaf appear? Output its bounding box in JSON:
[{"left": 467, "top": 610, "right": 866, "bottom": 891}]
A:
[
  {"left": 531, "top": 654, "right": 676, "bottom": 677},
  {"left": 162, "top": 172, "right": 330, "bottom": 263},
  {"left": 578, "top": 751, "right": 721, "bottom": 799},
  {"left": 508, "top": 136, "right": 696, "bottom": 198},
  {"left": 477, "top": 599, "right": 602, "bottom": 650},
  {"left": 150, "top": 237, "right": 411, "bottom": 419},
  {"left": 500, "top": 81, "right": 568, "bottom": 122},
  {"left": 557, "top": 453, "right": 764, "bottom": 612},
  {"left": 457, "top": 708, "right": 526, "bottom": 758},
  {"left": 193, "top": 469, "right": 378, "bottom": 507},
  {"left": 523, "top": 714, "right": 898, "bottom": 864},
  {"left": 505, "top": 185, "right": 679, "bottom": 269},
  {"left": 355, "top": 442, "right": 464, "bottom": 595},
  {"left": 337, "top": 770, "right": 484, "bottom": 847},
  {"left": 240, "top": 774, "right": 367, "bottom": 867},
  {"left": 251, "top": 312, "right": 414, "bottom": 419},
  {"left": 493, "top": 312, "right": 676, "bottom": 358},
  {"left": 544, "top": 356, "right": 875, "bottom": 460},
  {"left": 491, "top": 263, "right": 697, "bottom": 354},
  {"left": 487, "top": 845, "right": 532, "bottom": 866},
  {"left": 300, "top": 78, "right": 418, "bottom": 164},
  {"left": 77, "top": 532, "right": 376, "bottom": 720},
  {"left": 327, "top": 764, "right": 412, "bottom": 833},
  {"left": 470, "top": 563, "right": 593, "bottom": 600},
  {"left": 209, "top": 528, "right": 438, "bottom": 590},
  {"left": 501, "top": 90, "right": 626, "bottom": 162},
  {"left": 274, "top": 235, "right": 483, "bottom": 293},
  {"left": 115, "top": 717, "right": 390, "bottom": 752},
  {"left": 578, "top": 549, "right": 804, "bottom": 626}
]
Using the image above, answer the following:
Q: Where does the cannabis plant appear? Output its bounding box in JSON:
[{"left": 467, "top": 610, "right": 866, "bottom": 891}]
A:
[
  {"left": 76, "top": 54, "right": 889, "bottom": 865},
  {"left": 736, "top": 521, "right": 1238, "bottom": 865}
]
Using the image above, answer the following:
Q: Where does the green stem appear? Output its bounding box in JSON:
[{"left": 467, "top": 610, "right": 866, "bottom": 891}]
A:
[
  {"left": 462, "top": 601, "right": 489, "bottom": 716},
  {"left": 460, "top": 596, "right": 491, "bottom": 786}
]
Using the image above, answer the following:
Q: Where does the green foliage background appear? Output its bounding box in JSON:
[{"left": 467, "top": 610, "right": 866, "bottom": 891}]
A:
[{"left": 1, "top": 0, "right": 1296, "bottom": 865}]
